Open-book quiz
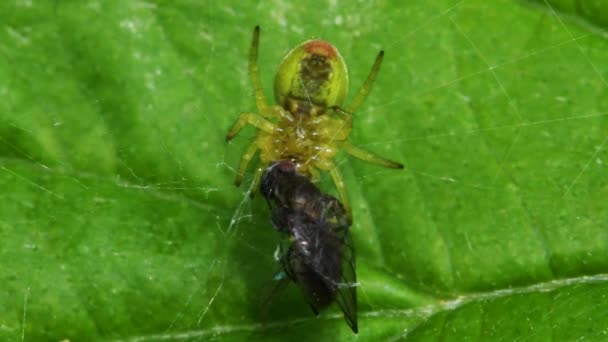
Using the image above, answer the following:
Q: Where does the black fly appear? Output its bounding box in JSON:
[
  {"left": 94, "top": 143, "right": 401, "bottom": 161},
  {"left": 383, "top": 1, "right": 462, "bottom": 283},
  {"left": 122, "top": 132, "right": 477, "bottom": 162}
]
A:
[{"left": 261, "top": 160, "right": 358, "bottom": 333}]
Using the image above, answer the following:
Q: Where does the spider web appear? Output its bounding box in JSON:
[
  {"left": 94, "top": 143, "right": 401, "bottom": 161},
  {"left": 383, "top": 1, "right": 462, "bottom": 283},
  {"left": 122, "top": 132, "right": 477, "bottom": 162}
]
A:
[{"left": 2, "top": 0, "right": 608, "bottom": 341}]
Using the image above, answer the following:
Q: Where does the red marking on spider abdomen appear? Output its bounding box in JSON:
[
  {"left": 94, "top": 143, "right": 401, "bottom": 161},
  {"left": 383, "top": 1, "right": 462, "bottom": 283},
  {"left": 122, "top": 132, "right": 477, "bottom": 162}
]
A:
[{"left": 305, "top": 40, "right": 337, "bottom": 58}]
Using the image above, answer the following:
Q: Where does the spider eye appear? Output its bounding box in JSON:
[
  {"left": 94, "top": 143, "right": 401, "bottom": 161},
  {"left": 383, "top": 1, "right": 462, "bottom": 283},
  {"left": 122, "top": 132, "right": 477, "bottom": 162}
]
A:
[{"left": 274, "top": 39, "right": 349, "bottom": 108}]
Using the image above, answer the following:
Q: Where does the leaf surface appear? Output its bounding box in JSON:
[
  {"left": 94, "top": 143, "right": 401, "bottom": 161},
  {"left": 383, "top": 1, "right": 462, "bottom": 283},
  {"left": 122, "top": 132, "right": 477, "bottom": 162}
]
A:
[{"left": 1, "top": 1, "right": 607, "bottom": 341}]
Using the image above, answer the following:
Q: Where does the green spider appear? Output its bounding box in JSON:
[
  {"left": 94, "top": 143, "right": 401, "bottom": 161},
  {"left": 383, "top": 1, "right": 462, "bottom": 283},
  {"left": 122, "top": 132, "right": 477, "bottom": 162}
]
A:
[{"left": 226, "top": 26, "right": 403, "bottom": 221}]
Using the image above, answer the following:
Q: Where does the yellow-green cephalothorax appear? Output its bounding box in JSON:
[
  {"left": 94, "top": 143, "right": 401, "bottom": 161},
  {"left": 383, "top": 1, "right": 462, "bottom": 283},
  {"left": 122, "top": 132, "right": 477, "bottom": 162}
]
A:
[{"left": 274, "top": 40, "right": 349, "bottom": 116}]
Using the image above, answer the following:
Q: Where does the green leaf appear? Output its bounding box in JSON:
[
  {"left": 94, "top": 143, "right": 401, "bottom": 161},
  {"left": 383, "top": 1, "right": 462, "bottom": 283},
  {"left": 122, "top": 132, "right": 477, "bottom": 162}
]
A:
[{"left": 1, "top": 1, "right": 607, "bottom": 341}]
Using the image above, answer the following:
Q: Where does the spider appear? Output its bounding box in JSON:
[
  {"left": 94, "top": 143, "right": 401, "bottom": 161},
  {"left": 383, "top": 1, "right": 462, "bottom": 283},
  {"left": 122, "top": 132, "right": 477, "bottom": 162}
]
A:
[{"left": 226, "top": 26, "right": 403, "bottom": 221}]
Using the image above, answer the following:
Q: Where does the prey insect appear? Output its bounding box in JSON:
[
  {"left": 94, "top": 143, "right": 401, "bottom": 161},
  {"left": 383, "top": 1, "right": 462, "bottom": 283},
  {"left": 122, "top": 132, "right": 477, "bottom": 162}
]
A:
[
  {"left": 261, "top": 160, "right": 358, "bottom": 333},
  {"left": 226, "top": 26, "right": 403, "bottom": 222}
]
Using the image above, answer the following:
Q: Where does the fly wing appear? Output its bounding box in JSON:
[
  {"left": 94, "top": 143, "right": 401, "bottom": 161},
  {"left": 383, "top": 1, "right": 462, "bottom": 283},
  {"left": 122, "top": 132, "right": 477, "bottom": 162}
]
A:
[
  {"left": 322, "top": 196, "right": 358, "bottom": 333},
  {"left": 333, "top": 226, "right": 358, "bottom": 333},
  {"left": 282, "top": 215, "right": 326, "bottom": 316}
]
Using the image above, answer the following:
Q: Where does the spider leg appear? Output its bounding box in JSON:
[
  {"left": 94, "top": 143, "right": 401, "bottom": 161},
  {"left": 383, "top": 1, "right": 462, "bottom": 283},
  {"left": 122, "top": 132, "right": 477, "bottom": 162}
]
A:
[
  {"left": 266, "top": 105, "right": 294, "bottom": 121},
  {"left": 226, "top": 113, "right": 276, "bottom": 141},
  {"left": 340, "top": 141, "right": 403, "bottom": 169},
  {"left": 345, "top": 50, "right": 384, "bottom": 114},
  {"left": 248, "top": 27, "right": 291, "bottom": 120},
  {"left": 328, "top": 164, "right": 353, "bottom": 225},
  {"left": 308, "top": 166, "right": 321, "bottom": 183},
  {"left": 329, "top": 105, "right": 353, "bottom": 134},
  {"left": 248, "top": 163, "right": 265, "bottom": 198},
  {"left": 234, "top": 140, "right": 260, "bottom": 187},
  {"left": 249, "top": 26, "right": 270, "bottom": 114}
]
